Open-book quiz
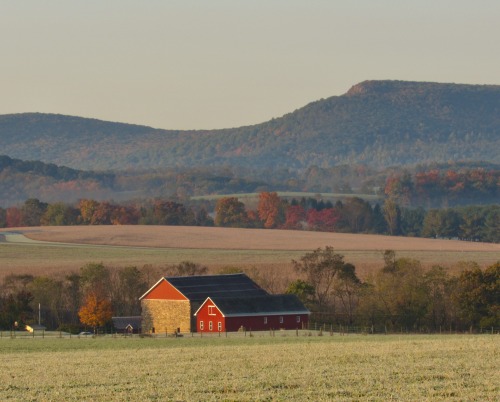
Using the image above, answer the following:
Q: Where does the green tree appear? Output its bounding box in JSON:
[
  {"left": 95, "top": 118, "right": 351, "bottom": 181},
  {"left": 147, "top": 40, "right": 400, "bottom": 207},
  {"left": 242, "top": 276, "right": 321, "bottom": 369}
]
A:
[
  {"left": 154, "top": 200, "right": 195, "bottom": 225},
  {"left": 28, "top": 276, "right": 65, "bottom": 328},
  {"left": 292, "top": 247, "right": 353, "bottom": 312},
  {"left": 166, "top": 261, "right": 208, "bottom": 277},
  {"left": 423, "top": 265, "right": 453, "bottom": 330},
  {"left": 63, "top": 273, "right": 82, "bottom": 325},
  {"left": 483, "top": 206, "right": 500, "bottom": 243},
  {"left": 383, "top": 199, "right": 401, "bottom": 235},
  {"left": 371, "top": 256, "right": 429, "bottom": 330},
  {"left": 400, "top": 207, "right": 425, "bottom": 237},
  {"left": 422, "top": 209, "right": 460, "bottom": 239},
  {"left": 0, "top": 207, "right": 6, "bottom": 227},
  {"left": 458, "top": 206, "right": 485, "bottom": 241},
  {"left": 214, "top": 197, "right": 248, "bottom": 227},
  {"left": 21, "top": 198, "right": 48, "bottom": 226},
  {"left": 371, "top": 203, "right": 387, "bottom": 234},
  {"left": 41, "top": 202, "right": 78, "bottom": 226},
  {"left": 332, "top": 263, "right": 362, "bottom": 324},
  {"left": 113, "top": 266, "right": 148, "bottom": 316},
  {"left": 454, "top": 262, "right": 500, "bottom": 328},
  {"left": 0, "top": 290, "right": 34, "bottom": 330},
  {"left": 80, "top": 263, "right": 111, "bottom": 299},
  {"left": 341, "top": 197, "right": 373, "bottom": 233},
  {"left": 285, "top": 279, "right": 316, "bottom": 310}
]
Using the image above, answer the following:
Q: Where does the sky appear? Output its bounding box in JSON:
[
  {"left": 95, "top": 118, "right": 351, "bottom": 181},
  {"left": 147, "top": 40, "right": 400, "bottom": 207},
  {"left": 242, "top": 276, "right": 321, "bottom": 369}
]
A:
[{"left": 2, "top": 0, "right": 499, "bottom": 130}]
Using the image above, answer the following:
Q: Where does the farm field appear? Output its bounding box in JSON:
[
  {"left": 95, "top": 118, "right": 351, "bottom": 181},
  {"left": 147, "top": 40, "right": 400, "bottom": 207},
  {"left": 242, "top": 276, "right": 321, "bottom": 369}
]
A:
[
  {"left": 190, "top": 191, "right": 383, "bottom": 202},
  {"left": 0, "top": 226, "right": 499, "bottom": 280},
  {"left": 0, "top": 334, "right": 498, "bottom": 401}
]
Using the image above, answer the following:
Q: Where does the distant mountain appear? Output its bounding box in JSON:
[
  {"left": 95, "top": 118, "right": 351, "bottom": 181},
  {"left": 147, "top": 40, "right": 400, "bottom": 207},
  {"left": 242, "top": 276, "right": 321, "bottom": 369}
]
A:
[
  {"left": 1, "top": 80, "right": 499, "bottom": 171},
  {"left": 0, "top": 155, "right": 117, "bottom": 206}
]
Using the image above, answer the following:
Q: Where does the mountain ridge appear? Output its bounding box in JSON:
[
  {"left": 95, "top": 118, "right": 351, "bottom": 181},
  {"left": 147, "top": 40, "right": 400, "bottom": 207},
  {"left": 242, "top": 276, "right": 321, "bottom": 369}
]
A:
[{"left": 1, "top": 80, "right": 499, "bottom": 170}]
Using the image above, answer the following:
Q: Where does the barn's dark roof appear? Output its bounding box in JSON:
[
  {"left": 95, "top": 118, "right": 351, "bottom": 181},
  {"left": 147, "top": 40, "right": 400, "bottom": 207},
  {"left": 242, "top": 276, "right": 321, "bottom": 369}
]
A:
[
  {"left": 166, "top": 273, "right": 268, "bottom": 302},
  {"left": 198, "top": 294, "right": 310, "bottom": 316},
  {"left": 112, "top": 316, "right": 142, "bottom": 330}
]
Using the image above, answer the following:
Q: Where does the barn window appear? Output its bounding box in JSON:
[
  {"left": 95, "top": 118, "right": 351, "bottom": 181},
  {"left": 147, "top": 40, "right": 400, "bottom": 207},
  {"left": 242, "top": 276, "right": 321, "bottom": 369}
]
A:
[
  {"left": 208, "top": 305, "right": 216, "bottom": 315},
  {"left": 200, "top": 321, "right": 204, "bottom": 330},
  {"left": 279, "top": 316, "right": 284, "bottom": 324},
  {"left": 209, "top": 321, "right": 213, "bottom": 331},
  {"left": 264, "top": 317, "right": 268, "bottom": 324},
  {"left": 218, "top": 322, "right": 222, "bottom": 331}
]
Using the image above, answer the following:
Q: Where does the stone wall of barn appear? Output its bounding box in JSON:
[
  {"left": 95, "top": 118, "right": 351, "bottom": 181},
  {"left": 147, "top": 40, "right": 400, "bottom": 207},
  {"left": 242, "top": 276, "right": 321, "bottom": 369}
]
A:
[{"left": 141, "top": 299, "right": 191, "bottom": 334}]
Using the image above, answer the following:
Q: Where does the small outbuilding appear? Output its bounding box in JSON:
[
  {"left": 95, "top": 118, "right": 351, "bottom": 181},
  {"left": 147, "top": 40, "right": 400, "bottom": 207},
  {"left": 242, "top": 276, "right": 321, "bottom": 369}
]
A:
[
  {"left": 112, "top": 316, "right": 142, "bottom": 334},
  {"left": 194, "top": 294, "right": 310, "bottom": 333}
]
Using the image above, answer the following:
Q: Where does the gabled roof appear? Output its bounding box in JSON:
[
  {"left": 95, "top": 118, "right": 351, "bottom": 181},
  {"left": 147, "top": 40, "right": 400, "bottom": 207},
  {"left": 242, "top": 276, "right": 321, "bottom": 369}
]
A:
[
  {"left": 194, "top": 294, "right": 310, "bottom": 317},
  {"left": 112, "top": 316, "right": 142, "bottom": 330},
  {"left": 140, "top": 273, "right": 268, "bottom": 302}
]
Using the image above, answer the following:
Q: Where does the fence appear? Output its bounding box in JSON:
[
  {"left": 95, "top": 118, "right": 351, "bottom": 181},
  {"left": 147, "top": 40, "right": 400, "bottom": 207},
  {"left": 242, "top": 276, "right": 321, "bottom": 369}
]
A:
[{"left": 2, "top": 324, "right": 499, "bottom": 340}]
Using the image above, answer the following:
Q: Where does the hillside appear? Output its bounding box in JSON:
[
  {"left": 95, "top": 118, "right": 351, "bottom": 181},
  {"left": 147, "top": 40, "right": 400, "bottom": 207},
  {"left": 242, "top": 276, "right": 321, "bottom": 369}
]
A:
[
  {"left": 1, "top": 80, "right": 499, "bottom": 171},
  {"left": 0, "top": 155, "right": 117, "bottom": 206}
]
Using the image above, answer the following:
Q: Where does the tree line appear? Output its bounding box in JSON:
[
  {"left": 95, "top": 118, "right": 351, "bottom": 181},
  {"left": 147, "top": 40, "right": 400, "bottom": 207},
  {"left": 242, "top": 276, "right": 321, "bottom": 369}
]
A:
[
  {"left": 0, "top": 261, "right": 206, "bottom": 332},
  {"left": 1, "top": 250, "right": 498, "bottom": 333},
  {"left": 287, "top": 248, "right": 499, "bottom": 332},
  {"left": 385, "top": 168, "right": 499, "bottom": 208},
  {"left": 1, "top": 193, "right": 498, "bottom": 243}
]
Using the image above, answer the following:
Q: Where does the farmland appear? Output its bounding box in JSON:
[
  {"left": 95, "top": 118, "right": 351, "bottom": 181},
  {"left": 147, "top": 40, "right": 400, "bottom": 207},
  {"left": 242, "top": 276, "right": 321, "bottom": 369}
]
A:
[
  {"left": 0, "top": 334, "right": 498, "bottom": 400},
  {"left": 1, "top": 226, "right": 499, "bottom": 281}
]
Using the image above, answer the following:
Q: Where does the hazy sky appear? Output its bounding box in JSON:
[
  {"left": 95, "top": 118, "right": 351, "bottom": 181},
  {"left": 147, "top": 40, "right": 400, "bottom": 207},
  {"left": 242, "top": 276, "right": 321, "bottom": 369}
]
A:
[{"left": 2, "top": 0, "right": 499, "bottom": 130}]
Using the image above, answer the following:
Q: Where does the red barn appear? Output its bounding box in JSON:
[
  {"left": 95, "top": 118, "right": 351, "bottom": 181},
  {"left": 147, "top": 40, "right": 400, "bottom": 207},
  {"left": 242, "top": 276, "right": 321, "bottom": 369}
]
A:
[
  {"left": 140, "top": 273, "right": 268, "bottom": 333},
  {"left": 194, "top": 294, "right": 310, "bottom": 333}
]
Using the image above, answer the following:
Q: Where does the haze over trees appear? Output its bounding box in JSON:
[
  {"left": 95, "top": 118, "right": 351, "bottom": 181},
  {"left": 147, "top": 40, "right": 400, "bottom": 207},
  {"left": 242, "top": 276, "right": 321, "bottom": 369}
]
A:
[
  {"left": 0, "top": 79, "right": 498, "bottom": 217},
  {"left": 1, "top": 81, "right": 499, "bottom": 171}
]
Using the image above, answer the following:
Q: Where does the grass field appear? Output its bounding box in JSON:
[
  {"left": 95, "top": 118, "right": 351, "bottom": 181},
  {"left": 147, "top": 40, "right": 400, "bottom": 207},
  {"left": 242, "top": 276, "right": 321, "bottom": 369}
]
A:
[
  {"left": 0, "top": 334, "right": 498, "bottom": 400},
  {"left": 0, "top": 226, "right": 499, "bottom": 281},
  {"left": 190, "top": 191, "right": 383, "bottom": 202}
]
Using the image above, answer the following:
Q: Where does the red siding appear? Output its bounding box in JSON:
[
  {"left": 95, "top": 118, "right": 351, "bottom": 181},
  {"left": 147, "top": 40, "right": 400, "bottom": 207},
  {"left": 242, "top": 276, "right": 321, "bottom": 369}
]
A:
[
  {"left": 196, "top": 298, "right": 309, "bottom": 333},
  {"left": 143, "top": 279, "right": 188, "bottom": 301},
  {"left": 196, "top": 299, "right": 226, "bottom": 333},
  {"left": 225, "top": 314, "right": 309, "bottom": 332}
]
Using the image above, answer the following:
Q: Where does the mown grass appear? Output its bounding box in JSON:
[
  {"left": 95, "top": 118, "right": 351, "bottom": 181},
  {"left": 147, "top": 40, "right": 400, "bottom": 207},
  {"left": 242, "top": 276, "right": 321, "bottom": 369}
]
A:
[{"left": 0, "top": 334, "right": 498, "bottom": 401}]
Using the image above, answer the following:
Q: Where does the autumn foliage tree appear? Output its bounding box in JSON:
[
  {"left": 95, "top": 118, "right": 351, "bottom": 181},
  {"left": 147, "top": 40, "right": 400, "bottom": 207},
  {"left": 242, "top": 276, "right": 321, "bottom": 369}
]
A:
[
  {"left": 257, "top": 192, "right": 284, "bottom": 229},
  {"left": 78, "top": 292, "right": 113, "bottom": 333},
  {"left": 214, "top": 197, "right": 248, "bottom": 227},
  {"left": 306, "top": 208, "right": 339, "bottom": 232},
  {"left": 78, "top": 199, "right": 100, "bottom": 224}
]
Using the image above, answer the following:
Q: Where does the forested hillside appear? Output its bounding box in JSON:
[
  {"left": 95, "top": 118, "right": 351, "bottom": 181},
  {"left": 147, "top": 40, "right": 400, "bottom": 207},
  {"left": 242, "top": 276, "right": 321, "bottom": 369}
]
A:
[
  {"left": 1, "top": 80, "right": 499, "bottom": 171},
  {"left": 0, "top": 155, "right": 498, "bottom": 207},
  {"left": 0, "top": 155, "right": 116, "bottom": 206}
]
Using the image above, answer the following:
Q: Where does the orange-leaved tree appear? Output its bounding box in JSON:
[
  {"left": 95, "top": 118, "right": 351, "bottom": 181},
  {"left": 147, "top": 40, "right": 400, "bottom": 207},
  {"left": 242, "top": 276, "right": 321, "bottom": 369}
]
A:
[
  {"left": 78, "top": 292, "right": 113, "bottom": 334},
  {"left": 257, "top": 192, "right": 284, "bottom": 229}
]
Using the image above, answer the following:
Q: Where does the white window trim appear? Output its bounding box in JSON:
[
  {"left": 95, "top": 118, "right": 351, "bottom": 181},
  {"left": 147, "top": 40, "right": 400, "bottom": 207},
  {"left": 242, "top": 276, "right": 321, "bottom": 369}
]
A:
[
  {"left": 218, "top": 322, "right": 222, "bottom": 331},
  {"left": 264, "top": 317, "right": 268, "bottom": 324},
  {"left": 279, "top": 316, "right": 284, "bottom": 324},
  {"left": 200, "top": 321, "right": 204, "bottom": 330},
  {"left": 209, "top": 321, "right": 213, "bottom": 331}
]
